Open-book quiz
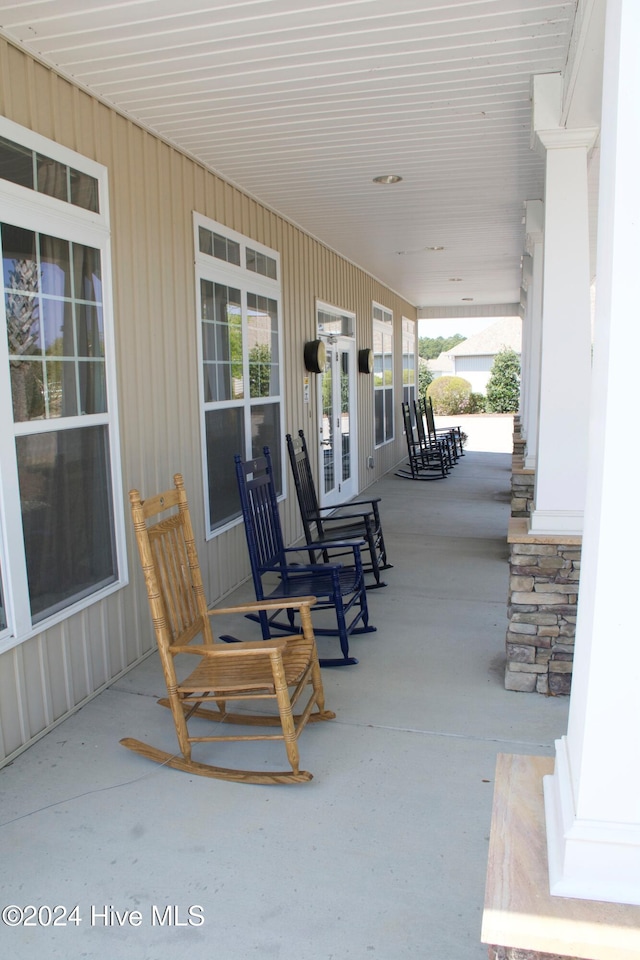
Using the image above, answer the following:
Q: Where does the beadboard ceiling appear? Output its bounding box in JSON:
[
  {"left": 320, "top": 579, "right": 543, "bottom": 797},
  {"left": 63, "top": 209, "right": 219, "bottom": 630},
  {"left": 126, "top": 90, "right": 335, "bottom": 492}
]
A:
[{"left": 0, "top": 0, "right": 586, "bottom": 309}]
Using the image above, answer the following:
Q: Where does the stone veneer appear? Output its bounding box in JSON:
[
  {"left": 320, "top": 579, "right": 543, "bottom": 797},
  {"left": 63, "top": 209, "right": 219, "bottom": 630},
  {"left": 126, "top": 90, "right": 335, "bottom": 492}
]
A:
[
  {"left": 505, "top": 518, "right": 581, "bottom": 695},
  {"left": 488, "top": 948, "right": 582, "bottom": 960},
  {"left": 511, "top": 467, "right": 535, "bottom": 518}
]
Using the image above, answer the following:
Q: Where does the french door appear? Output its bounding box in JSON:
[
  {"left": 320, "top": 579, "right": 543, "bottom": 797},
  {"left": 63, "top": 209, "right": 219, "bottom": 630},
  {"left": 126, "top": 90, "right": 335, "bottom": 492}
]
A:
[{"left": 318, "top": 337, "right": 357, "bottom": 507}]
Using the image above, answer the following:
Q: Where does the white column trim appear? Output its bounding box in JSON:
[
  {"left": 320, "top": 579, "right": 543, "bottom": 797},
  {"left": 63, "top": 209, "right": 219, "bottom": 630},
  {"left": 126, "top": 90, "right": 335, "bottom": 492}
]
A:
[{"left": 545, "top": 738, "right": 640, "bottom": 905}]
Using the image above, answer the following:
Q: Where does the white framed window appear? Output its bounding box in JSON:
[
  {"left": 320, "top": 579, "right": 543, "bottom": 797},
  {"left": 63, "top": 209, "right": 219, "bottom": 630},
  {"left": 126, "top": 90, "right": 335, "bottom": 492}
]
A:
[
  {"left": 402, "top": 317, "right": 417, "bottom": 425},
  {"left": 0, "top": 117, "right": 126, "bottom": 652},
  {"left": 373, "top": 303, "right": 394, "bottom": 447},
  {"left": 194, "top": 215, "right": 284, "bottom": 536}
]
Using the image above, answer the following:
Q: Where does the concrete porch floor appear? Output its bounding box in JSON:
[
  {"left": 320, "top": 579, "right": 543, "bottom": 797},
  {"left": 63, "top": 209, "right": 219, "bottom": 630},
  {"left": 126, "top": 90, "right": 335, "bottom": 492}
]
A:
[{"left": 0, "top": 416, "right": 570, "bottom": 960}]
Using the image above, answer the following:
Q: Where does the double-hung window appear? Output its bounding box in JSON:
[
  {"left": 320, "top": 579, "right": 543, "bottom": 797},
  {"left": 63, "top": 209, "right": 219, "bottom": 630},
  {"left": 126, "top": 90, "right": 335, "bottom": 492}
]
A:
[
  {"left": 373, "top": 304, "right": 394, "bottom": 446},
  {"left": 0, "top": 118, "right": 125, "bottom": 651},
  {"left": 194, "top": 215, "right": 283, "bottom": 536}
]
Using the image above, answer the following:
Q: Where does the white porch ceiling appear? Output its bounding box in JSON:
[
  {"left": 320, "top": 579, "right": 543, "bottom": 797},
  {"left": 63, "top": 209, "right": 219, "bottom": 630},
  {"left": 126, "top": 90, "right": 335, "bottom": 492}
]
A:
[{"left": 0, "top": 0, "right": 582, "bottom": 309}]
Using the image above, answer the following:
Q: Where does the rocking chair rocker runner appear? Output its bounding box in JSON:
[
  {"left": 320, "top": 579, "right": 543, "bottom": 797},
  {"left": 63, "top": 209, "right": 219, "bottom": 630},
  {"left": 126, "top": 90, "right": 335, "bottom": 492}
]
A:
[
  {"left": 286, "top": 430, "right": 391, "bottom": 589},
  {"left": 235, "top": 448, "right": 376, "bottom": 667},
  {"left": 122, "top": 474, "right": 335, "bottom": 784}
]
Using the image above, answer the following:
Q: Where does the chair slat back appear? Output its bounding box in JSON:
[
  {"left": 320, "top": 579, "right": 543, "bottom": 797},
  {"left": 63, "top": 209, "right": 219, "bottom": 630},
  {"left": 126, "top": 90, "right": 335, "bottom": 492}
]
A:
[
  {"left": 234, "top": 451, "right": 286, "bottom": 598},
  {"left": 286, "top": 431, "right": 324, "bottom": 540},
  {"left": 401, "top": 401, "right": 414, "bottom": 438},
  {"left": 413, "top": 398, "right": 429, "bottom": 446},
  {"left": 130, "top": 475, "right": 212, "bottom": 655},
  {"left": 425, "top": 396, "right": 437, "bottom": 434}
]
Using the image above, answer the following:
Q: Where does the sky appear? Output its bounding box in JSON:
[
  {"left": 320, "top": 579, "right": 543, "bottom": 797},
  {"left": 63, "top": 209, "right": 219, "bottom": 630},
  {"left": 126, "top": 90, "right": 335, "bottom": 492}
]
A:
[{"left": 417, "top": 317, "right": 503, "bottom": 340}]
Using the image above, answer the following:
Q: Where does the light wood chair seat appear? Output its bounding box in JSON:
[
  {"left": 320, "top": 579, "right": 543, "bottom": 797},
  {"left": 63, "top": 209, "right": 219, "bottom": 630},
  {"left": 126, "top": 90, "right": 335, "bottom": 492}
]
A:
[{"left": 122, "top": 474, "right": 334, "bottom": 785}]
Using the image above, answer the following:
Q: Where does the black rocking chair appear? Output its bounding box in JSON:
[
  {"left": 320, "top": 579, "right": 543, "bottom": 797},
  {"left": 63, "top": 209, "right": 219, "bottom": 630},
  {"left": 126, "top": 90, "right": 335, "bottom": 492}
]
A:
[
  {"left": 234, "top": 447, "right": 376, "bottom": 667},
  {"left": 286, "top": 430, "right": 391, "bottom": 589},
  {"left": 395, "top": 401, "right": 449, "bottom": 480}
]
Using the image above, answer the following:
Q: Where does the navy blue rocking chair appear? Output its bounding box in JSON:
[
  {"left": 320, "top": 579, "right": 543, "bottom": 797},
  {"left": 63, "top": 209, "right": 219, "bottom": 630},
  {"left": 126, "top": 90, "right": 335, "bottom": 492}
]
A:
[{"left": 234, "top": 448, "right": 376, "bottom": 667}]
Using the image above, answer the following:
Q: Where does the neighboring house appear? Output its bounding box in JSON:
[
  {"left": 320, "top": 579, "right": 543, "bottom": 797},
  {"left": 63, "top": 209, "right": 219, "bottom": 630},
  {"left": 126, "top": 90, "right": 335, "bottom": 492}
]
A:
[
  {"left": 425, "top": 352, "right": 454, "bottom": 380},
  {"left": 436, "top": 317, "right": 522, "bottom": 394}
]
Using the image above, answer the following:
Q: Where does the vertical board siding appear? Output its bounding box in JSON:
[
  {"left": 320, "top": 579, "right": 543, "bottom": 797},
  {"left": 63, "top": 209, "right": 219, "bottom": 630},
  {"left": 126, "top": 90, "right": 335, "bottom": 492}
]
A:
[{"left": 0, "top": 37, "right": 416, "bottom": 764}]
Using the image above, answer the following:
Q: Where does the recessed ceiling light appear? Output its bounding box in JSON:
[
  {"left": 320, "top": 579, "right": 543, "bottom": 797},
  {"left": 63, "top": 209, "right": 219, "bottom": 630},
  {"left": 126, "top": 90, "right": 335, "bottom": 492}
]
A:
[
  {"left": 462, "top": 297, "right": 474, "bottom": 301},
  {"left": 372, "top": 174, "right": 403, "bottom": 184},
  {"left": 448, "top": 277, "right": 463, "bottom": 282}
]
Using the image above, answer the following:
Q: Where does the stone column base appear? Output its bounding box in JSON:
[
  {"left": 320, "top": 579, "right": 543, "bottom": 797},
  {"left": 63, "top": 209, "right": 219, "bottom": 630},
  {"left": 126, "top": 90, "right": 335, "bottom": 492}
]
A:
[
  {"left": 488, "top": 948, "right": 582, "bottom": 960},
  {"left": 505, "top": 519, "right": 581, "bottom": 694}
]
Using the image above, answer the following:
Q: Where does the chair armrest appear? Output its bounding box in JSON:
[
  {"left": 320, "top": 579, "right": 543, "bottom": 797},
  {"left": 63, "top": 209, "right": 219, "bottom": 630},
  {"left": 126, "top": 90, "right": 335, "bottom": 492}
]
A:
[
  {"left": 172, "top": 639, "right": 289, "bottom": 656},
  {"left": 312, "top": 510, "right": 373, "bottom": 524},
  {"left": 209, "top": 596, "right": 317, "bottom": 616},
  {"left": 290, "top": 537, "right": 366, "bottom": 550},
  {"left": 315, "top": 497, "right": 380, "bottom": 513}
]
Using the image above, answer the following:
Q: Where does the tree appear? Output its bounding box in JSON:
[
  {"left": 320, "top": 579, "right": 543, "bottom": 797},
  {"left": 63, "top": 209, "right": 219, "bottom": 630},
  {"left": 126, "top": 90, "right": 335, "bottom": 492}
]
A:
[
  {"left": 418, "top": 333, "right": 466, "bottom": 360},
  {"left": 485, "top": 348, "right": 520, "bottom": 413}
]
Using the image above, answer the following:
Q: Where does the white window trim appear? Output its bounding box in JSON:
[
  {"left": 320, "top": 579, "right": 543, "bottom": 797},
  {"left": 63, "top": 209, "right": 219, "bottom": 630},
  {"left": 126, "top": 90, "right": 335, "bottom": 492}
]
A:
[
  {"left": 0, "top": 118, "right": 127, "bottom": 654},
  {"left": 193, "top": 214, "right": 285, "bottom": 539}
]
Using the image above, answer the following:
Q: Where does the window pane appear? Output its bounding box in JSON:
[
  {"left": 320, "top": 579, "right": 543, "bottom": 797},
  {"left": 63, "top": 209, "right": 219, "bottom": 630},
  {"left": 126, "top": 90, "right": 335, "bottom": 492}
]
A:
[
  {"left": 40, "top": 234, "right": 71, "bottom": 298},
  {"left": 251, "top": 402, "right": 282, "bottom": 496},
  {"left": 2, "top": 223, "right": 37, "bottom": 287},
  {"left": 17, "top": 426, "right": 117, "bottom": 622},
  {"left": 69, "top": 168, "right": 99, "bottom": 213},
  {"left": 247, "top": 293, "right": 278, "bottom": 398},
  {"left": 201, "top": 281, "right": 243, "bottom": 401},
  {"left": 0, "top": 136, "right": 33, "bottom": 190},
  {"left": 36, "top": 155, "right": 68, "bottom": 203},
  {"left": 73, "top": 243, "right": 102, "bottom": 302},
  {"left": 206, "top": 407, "right": 244, "bottom": 530},
  {"left": 375, "top": 390, "right": 384, "bottom": 446},
  {"left": 79, "top": 361, "right": 107, "bottom": 414},
  {"left": 384, "top": 388, "right": 394, "bottom": 441},
  {"left": 76, "top": 303, "right": 104, "bottom": 358}
]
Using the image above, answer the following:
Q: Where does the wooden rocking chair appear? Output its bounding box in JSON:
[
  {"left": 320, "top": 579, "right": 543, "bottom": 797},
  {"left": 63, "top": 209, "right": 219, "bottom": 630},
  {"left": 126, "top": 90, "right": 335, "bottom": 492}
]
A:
[
  {"left": 286, "top": 429, "right": 391, "bottom": 589},
  {"left": 121, "top": 474, "right": 335, "bottom": 784}
]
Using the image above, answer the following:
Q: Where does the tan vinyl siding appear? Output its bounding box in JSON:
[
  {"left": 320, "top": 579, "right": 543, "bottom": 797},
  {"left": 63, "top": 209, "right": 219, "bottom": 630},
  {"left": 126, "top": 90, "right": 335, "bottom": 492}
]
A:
[{"left": 0, "top": 37, "right": 416, "bottom": 764}]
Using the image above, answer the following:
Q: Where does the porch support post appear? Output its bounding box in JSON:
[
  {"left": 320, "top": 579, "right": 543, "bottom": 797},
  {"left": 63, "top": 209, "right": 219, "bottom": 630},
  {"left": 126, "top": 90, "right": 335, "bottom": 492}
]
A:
[
  {"left": 544, "top": 0, "right": 640, "bottom": 905},
  {"left": 528, "top": 73, "right": 597, "bottom": 536},
  {"left": 521, "top": 200, "right": 543, "bottom": 471}
]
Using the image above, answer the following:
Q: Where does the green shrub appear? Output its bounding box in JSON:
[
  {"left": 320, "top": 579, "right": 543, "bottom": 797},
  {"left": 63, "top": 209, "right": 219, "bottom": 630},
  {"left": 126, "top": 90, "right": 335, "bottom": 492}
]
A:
[
  {"left": 427, "top": 375, "right": 473, "bottom": 415},
  {"left": 466, "top": 392, "right": 486, "bottom": 414},
  {"left": 485, "top": 348, "right": 520, "bottom": 413}
]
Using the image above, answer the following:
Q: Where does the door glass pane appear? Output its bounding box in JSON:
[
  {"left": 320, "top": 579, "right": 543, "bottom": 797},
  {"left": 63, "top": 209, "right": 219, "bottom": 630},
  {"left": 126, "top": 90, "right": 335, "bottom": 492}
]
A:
[
  {"left": 251, "top": 402, "right": 282, "bottom": 496},
  {"left": 16, "top": 426, "right": 117, "bottom": 622},
  {"left": 340, "top": 349, "right": 351, "bottom": 483},
  {"left": 205, "top": 407, "right": 244, "bottom": 530},
  {"left": 321, "top": 347, "right": 334, "bottom": 495}
]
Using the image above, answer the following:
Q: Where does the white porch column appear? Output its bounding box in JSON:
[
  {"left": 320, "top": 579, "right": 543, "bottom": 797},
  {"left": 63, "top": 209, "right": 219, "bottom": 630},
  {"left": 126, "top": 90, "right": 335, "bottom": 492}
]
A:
[
  {"left": 521, "top": 200, "right": 543, "bottom": 470},
  {"left": 529, "top": 74, "right": 597, "bottom": 536},
  {"left": 544, "top": 0, "right": 640, "bottom": 905}
]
